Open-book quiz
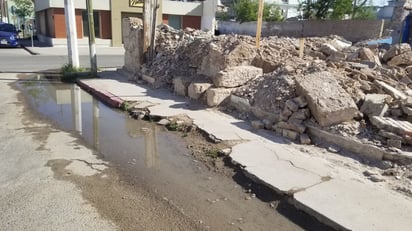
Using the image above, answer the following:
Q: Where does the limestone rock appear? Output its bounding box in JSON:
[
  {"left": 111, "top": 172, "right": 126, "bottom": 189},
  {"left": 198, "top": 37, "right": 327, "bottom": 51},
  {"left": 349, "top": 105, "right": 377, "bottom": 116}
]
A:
[
  {"left": 296, "top": 71, "right": 358, "bottom": 126},
  {"left": 213, "top": 66, "right": 263, "bottom": 88},
  {"left": 188, "top": 83, "right": 212, "bottom": 100},
  {"left": 206, "top": 88, "right": 233, "bottom": 107}
]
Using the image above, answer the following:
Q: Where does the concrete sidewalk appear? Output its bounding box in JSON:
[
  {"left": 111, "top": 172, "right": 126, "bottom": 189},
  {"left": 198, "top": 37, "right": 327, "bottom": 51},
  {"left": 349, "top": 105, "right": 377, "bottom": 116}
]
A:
[{"left": 78, "top": 71, "right": 412, "bottom": 231}]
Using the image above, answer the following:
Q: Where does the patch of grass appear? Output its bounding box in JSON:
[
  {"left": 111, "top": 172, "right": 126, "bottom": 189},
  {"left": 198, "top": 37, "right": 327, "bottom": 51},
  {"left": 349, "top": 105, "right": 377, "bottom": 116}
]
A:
[
  {"left": 206, "top": 149, "right": 220, "bottom": 158},
  {"left": 121, "top": 101, "right": 132, "bottom": 111},
  {"left": 60, "top": 64, "right": 90, "bottom": 82},
  {"left": 166, "top": 123, "right": 179, "bottom": 131}
]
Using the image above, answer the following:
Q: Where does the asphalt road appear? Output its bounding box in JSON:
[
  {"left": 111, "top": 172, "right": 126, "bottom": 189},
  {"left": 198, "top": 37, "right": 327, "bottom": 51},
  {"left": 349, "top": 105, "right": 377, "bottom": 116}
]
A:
[{"left": 0, "top": 46, "right": 124, "bottom": 72}]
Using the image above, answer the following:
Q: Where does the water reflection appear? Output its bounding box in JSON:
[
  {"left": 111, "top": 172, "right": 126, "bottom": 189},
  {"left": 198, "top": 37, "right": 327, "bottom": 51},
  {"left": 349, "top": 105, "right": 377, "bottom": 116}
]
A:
[
  {"left": 19, "top": 79, "right": 160, "bottom": 170},
  {"left": 71, "top": 85, "right": 83, "bottom": 135}
]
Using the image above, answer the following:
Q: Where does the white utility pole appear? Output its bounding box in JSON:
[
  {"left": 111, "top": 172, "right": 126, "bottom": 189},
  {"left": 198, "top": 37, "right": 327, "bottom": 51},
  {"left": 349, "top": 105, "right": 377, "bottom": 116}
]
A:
[{"left": 64, "top": 0, "right": 80, "bottom": 68}]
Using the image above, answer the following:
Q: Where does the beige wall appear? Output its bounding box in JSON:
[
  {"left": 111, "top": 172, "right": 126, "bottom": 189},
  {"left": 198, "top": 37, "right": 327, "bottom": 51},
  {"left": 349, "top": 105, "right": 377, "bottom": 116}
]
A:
[
  {"left": 111, "top": 1, "right": 143, "bottom": 47},
  {"left": 35, "top": 0, "right": 110, "bottom": 11},
  {"left": 111, "top": 0, "right": 162, "bottom": 47},
  {"left": 162, "top": 0, "right": 202, "bottom": 16}
]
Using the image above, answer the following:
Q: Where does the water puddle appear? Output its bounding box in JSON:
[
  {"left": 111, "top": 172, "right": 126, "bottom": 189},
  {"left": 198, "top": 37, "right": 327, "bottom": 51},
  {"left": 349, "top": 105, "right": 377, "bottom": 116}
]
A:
[{"left": 16, "top": 76, "right": 327, "bottom": 231}]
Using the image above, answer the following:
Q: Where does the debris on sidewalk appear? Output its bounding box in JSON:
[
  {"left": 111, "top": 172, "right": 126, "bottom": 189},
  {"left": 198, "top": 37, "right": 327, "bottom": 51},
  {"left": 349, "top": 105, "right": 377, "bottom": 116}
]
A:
[{"left": 123, "top": 20, "right": 412, "bottom": 167}]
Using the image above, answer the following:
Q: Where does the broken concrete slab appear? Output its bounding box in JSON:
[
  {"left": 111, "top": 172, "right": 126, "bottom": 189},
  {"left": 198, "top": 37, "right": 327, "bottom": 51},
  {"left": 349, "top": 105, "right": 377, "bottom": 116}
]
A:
[
  {"left": 206, "top": 88, "right": 233, "bottom": 107},
  {"left": 296, "top": 71, "right": 358, "bottom": 126},
  {"left": 293, "top": 178, "right": 412, "bottom": 231},
  {"left": 307, "top": 125, "right": 385, "bottom": 160},
  {"left": 374, "top": 80, "right": 407, "bottom": 100},
  {"left": 230, "top": 141, "right": 328, "bottom": 194},
  {"left": 382, "top": 43, "right": 411, "bottom": 62},
  {"left": 370, "top": 116, "right": 412, "bottom": 136},
  {"left": 388, "top": 50, "right": 412, "bottom": 67},
  {"left": 360, "top": 94, "right": 391, "bottom": 117},
  {"left": 276, "top": 121, "right": 306, "bottom": 134},
  {"left": 212, "top": 66, "right": 263, "bottom": 88},
  {"left": 188, "top": 82, "right": 212, "bottom": 100}
]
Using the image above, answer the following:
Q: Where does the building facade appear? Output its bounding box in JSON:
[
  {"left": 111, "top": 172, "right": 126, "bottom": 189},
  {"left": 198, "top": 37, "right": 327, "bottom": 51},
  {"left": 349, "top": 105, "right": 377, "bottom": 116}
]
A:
[{"left": 34, "top": 0, "right": 217, "bottom": 47}]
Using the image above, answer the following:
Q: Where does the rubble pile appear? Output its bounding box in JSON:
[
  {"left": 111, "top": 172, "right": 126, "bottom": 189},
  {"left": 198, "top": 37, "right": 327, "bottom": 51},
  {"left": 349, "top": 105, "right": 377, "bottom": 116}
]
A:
[{"left": 136, "top": 24, "right": 412, "bottom": 153}]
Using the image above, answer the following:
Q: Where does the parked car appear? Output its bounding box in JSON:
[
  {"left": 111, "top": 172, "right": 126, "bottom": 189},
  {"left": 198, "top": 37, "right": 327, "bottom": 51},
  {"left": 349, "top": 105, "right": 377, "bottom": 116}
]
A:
[{"left": 0, "top": 23, "right": 20, "bottom": 47}]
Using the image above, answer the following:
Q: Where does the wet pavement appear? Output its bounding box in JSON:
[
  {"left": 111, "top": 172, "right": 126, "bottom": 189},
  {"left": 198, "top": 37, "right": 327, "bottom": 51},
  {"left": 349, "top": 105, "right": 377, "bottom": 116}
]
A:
[{"left": 15, "top": 76, "right": 331, "bottom": 231}]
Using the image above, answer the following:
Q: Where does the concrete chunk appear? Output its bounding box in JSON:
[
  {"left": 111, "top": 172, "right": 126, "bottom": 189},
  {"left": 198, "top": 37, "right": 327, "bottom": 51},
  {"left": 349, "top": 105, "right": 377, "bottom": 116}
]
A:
[
  {"left": 282, "top": 129, "right": 299, "bottom": 140},
  {"left": 320, "top": 44, "right": 338, "bottom": 56},
  {"left": 294, "top": 96, "right": 308, "bottom": 108},
  {"left": 230, "top": 94, "right": 251, "bottom": 112},
  {"left": 213, "top": 66, "right": 263, "bottom": 88},
  {"left": 173, "top": 77, "right": 191, "bottom": 96},
  {"left": 370, "top": 116, "right": 412, "bottom": 136},
  {"left": 374, "top": 80, "right": 407, "bottom": 100},
  {"left": 388, "top": 50, "right": 412, "bottom": 66},
  {"left": 285, "top": 99, "right": 299, "bottom": 112},
  {"left": 360, "top": 94, "right": 391, "bottom": 117},
  {"left": 277, "top": 121, "right": 306, "bottom": 134},
  {"left": 296, "top": 71, "right": 358, "bottom": 126},
  {"left": 206, "top": 88, "right": 233, "bottom": 107},
  {"left": 188, "top": 83, "right": 212, "bottom": 100},
  {"left": 300, "top": 134, "right": 311, "bottom": 144},
  {"left": 382, "top": 43, "right": 411, "bottom": 62},
  {"left": 358, "top": 47, "right": 381, "bottom": 66}
]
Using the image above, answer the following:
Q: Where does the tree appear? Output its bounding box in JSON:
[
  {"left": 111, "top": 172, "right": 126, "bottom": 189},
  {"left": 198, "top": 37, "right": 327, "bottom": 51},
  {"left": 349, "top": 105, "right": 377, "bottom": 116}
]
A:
[
  {"left": 352, "top": 0, "right": 376, "bottom": 19},
  {"left": 299, "top": 0, "right": 376, "bottom": 20},
  {"left": 299, "top": 0, "right": 334, "bottom": 19},
  {"left": 330, "top": 0, "right": 352, "bottom": 19},
  {"left": 233, "top": 0, "right": 284, "bottom": 23},
  {"left": 12, "top": 0, "right": 33, "bottom": 19}
]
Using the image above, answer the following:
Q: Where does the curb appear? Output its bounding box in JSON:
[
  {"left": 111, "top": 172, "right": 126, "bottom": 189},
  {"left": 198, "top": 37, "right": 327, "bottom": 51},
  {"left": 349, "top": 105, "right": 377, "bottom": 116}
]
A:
[
  {"left": 307, "top": 125, "right": 412, "bottom": 163},
  {"left": 21, "top": 45, "right": 40, "bottom": 55},
  {"left": 76, "top": 80, "right": 124, "bottom": 108}
]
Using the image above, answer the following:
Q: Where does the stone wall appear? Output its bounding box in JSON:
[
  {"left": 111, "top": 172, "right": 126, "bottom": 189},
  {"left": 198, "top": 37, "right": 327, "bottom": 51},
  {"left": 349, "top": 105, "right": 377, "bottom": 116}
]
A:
[
  {"left": 122, "top": 17, "right": 144, "bottom": 77},
  {"left": 218, "top": 20, "right": 385, "bottom": 42}
]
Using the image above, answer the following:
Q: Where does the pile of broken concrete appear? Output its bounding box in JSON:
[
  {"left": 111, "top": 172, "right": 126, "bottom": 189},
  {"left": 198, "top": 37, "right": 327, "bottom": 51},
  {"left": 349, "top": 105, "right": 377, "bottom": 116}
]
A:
[{"left": 137, "top": 24, "right": 412, "bottom": 156}]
